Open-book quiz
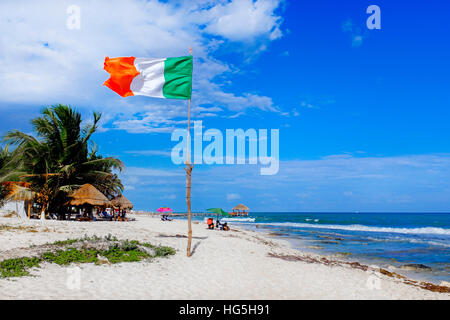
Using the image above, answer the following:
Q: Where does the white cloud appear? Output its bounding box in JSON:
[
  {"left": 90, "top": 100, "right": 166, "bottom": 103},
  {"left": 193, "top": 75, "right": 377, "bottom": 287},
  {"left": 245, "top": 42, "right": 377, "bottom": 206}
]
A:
[
  {"left": 211, "top": 154, "right": 450, "bottom": 210},
  {"left": 123, "top": 166, "right": 183, "bottom": 177},
  {"left": 299, "top": 96, "right": 335, "bottom": 111},
  {"left": 111, "top": 101, "right": 189, "bottom": 133},
  {"left": 196, "top": 78, "right": 278, "bottom": 112},
  {"left": 161, "top": 194, "right": 176, "bottom": 200},
  {"left": 125, "top": 150, "right": 172, "bottom": 157},
  {"left": 0, "top": 0, "right": 284, "bottom": 130},
  {"left": 203, "top": 0, "right": 283, "bottom": 41},
  {"left": 119, "top": 153, "right": 450, "bottom": 211},
  {"left": 226, "top": 193, "right": 241, "bottom": 200},
  {"left": 352, "top": 35, "right": 363, "bottom": 47},
  {"left": 342, "top": 19, "right": 366, "bottom": 48},
  {"left": 296, "top": 192, "right": 312, "bottom": 199}
]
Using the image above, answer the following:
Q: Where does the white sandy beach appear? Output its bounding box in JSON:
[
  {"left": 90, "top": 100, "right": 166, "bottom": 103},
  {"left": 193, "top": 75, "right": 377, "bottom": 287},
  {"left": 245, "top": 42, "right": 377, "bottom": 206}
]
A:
[{"left": 0, "top": 214, "right": 449, "bottom": 300}]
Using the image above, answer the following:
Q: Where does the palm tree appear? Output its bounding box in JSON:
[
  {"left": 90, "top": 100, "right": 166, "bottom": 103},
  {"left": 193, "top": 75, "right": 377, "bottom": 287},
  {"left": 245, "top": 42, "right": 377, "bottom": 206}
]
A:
[
  {"left": 1, "top": 146, "right": 34, "bottom": 213},
  {"left": 3, "top": 104, "right": 124, "bottom": 218},
  {"left": 0, "top": 145, "right": 11, "bottom": 206},
  {"left": 0, "top": 145, "right": 10, "bottom": 173}
]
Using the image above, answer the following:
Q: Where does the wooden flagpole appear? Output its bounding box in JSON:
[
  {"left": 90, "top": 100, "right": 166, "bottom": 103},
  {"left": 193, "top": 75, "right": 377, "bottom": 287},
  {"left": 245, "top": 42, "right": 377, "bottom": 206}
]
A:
[{"left": 186, "top": 47, "right": 194, "bottom": 257}]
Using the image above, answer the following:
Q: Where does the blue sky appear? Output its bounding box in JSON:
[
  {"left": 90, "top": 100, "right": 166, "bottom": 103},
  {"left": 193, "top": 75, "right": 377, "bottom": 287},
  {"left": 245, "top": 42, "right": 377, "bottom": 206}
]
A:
[{"left": 1, "top": 0, "right": 449, "bottom": 212}]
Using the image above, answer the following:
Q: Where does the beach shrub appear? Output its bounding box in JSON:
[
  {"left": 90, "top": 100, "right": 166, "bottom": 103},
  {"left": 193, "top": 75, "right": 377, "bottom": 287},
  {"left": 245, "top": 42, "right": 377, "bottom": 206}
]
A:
[
  {"left": 0, "top": 236, "right": 176, "bottom": 278},
  {"left": 42, "top": 248, "right": 98, "bottom": 265},
  {"left": 0, "top": 257, "right": 41, "bottom": 278},
  {"left": 52, "top": 239, "right": 80, "bottom": 246},
  {"left": 104, "top": 234, "right": 118, "bottom": 241},
  {"left": 119, "top": 239, "right": 139, "bottom": 251},
  {"left": 101, "top": 245, "right": 149, "bottom": 263},
  {"left": 154, "top": 246, "right": 176, "bottom": 257}
]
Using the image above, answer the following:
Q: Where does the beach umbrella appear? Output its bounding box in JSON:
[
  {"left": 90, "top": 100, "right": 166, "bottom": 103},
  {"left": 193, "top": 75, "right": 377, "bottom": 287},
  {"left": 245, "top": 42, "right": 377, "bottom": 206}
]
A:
[
  {"left": 67, "top": 184, "right": 110, "bottom": 207},
  {"left": 111, "top": 194, "right": 133, "bottom": 209},
  {"left": 206, "top": 208, "right": 229, "bottom": 220},
  {"left": 157, "top": 207, "right": 173, "bottom": 214},
  {"left": 232, "top": 204, "right": 250, "bottom": 211}
]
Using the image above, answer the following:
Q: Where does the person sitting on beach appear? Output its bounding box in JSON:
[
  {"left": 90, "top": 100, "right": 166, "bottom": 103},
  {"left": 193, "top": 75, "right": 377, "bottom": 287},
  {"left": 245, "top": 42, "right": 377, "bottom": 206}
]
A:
[
  {"left": 101, "top": 209, "right": 112, "bottom": 221},
  {"left": 118, "top": 209, "right": 127, "bottom": 222},
  {"left": 221, "top": 222, "right": 230, "bottom": 231},
  {"left": 161, "top": 214, "right": 172, "bottom": 221},
  {"left": 207, "top": 218, "right": 214, "bottom": 229},
  {"left": 215, "top": 219, "right": 222, "bottom": 229}
]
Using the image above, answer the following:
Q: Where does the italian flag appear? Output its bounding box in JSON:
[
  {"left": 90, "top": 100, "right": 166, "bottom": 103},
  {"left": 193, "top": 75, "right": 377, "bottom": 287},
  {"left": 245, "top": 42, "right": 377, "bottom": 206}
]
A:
[{"left": 103, "top": 56, "right": 193, "bottom": 99}]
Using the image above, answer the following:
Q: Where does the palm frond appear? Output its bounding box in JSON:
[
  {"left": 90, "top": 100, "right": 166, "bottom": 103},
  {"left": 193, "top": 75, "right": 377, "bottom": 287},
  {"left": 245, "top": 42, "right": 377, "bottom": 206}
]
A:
[
  {"left": 82, "top": 157, "right": 124, "bottom": 172},
  {"left": 2, "top": 105, "right": 125, "bottom": 212}
]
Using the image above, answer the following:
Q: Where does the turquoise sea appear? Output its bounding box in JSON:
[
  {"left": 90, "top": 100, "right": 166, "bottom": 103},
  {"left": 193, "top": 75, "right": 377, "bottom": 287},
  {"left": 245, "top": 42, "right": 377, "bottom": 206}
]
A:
[{"left": 187, "top": 212, "right": 450, "bottom": 284}]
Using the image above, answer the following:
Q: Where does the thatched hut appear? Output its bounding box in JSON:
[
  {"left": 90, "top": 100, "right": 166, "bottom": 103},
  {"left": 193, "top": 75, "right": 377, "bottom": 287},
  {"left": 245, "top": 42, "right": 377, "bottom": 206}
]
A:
[
  {"left": 0, "top": 181, "right": 34, "bottom": 219},
  {"left": 67, "top": 184, "right": 110, "bottom": 219},
  {"left": 231, "top": 203, "right": 250, "bottom": 216},
  {"left": 111, "top": 194, "right": 133, "bottom": 210},
  {"left": 68, "top": 184, "right": 110, "bottom": 206}
]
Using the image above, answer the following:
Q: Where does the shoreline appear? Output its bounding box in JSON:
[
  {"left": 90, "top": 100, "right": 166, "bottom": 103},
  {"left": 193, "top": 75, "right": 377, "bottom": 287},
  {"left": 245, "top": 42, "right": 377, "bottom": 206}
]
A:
[
  {"left": 0, "top": 215, "right": 449, "bottom": 299},
  {"left": 235, "top": 222, "right": 448, "bottom": 286},
  {"left": 167, "top": 212, "right": 449, "bottom": 286}
]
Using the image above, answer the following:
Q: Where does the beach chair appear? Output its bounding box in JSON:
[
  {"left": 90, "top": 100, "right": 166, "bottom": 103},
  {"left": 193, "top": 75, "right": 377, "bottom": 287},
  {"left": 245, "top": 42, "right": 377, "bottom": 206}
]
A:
[
  {"left": 98, "top": 211, "right": 113, "bottom": 221},
  {"left": 76, "top": 216, "right": 92, "bottom": 222},
  {"left": 48, "top": 212, "right": 58, "bottom": 220},
  {"left": 161, "top": 214, "right": 173, "bottom": 221}
]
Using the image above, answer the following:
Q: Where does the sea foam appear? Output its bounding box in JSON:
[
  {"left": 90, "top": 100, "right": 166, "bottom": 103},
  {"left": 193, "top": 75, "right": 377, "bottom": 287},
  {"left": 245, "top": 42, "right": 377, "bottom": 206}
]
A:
[
  {"left": 221, "top": 217, "right": 256, "bottom": 222},
  {"left": 203, "top": 217, "right": 256, "bottom": 223},
  {"left": 259, "top": 222, "right": 450, "bottom": 236}
]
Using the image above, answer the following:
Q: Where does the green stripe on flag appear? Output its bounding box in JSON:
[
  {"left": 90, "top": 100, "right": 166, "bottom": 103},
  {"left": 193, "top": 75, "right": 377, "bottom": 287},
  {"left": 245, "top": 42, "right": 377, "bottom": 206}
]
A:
[{"left": 163, "top": 56, "right": 193, "bottom": 100}]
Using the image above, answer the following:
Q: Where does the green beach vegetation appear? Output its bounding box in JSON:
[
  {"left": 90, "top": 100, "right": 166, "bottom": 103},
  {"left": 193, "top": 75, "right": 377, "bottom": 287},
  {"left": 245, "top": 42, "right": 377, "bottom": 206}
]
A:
[
  {"left": 0, "top": 104, "right": 124, "bottom": 217},
  {"left": 0, "top": 235, "right": 176, "bottom": 278}
]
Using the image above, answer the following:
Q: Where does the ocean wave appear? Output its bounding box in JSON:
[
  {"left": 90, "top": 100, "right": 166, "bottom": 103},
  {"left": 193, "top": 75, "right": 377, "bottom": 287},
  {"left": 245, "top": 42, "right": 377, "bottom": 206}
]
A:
[
  {"left": 407, "top": 239, "right": 450, "bottom": 248},
  {"left": 364, "top": 235, "right": 450, "bottom": 248},
  {"left": 222, "top": 217, "right": 255, "bottom": 222},
  {"left": 259, "top": 222, "right": 450, "bottom": 236},
  {"left": 203, "top": 217, "right": 256, "bottom": 223}
]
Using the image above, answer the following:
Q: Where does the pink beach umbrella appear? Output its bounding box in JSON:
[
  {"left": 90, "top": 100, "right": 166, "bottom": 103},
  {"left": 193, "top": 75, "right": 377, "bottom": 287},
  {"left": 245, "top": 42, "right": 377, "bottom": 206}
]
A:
[{"left": 157, "top": 207, "right": 173, "bottom": 214}]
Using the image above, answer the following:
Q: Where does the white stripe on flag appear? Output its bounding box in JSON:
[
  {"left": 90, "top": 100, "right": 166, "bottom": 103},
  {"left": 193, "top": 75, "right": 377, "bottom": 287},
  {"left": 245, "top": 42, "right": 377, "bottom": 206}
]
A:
[{"left": 131, "top": 58, "right": 166, "bottom": 98}]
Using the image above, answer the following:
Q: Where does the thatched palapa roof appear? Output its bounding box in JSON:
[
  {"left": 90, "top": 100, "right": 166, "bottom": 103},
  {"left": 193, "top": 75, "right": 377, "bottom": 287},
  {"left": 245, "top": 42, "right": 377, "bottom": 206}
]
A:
[
  {"left": 68, "top": 184, "right": 110, "bottom": 206},
  {"left": 111, "top": 194, "right": 133, "bottom": 209},
  {"left": 232, "top": 204, "right": 250, "bottom": 211},
  {"left": 1, "top": 181, "right": 33, "bottom": 201}
]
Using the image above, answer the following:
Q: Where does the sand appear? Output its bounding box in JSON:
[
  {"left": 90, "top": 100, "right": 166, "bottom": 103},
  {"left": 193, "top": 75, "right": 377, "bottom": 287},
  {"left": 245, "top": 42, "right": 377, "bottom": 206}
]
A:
[{"left": 0, "top": 214, "right": 449, "bottom": 300}]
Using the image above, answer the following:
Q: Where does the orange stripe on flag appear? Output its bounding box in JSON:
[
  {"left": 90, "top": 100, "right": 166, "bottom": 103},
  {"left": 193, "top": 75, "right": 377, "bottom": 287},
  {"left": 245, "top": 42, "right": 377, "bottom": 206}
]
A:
[{"left": 103, "top": 57, "right": 140, "bottom": 97}]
